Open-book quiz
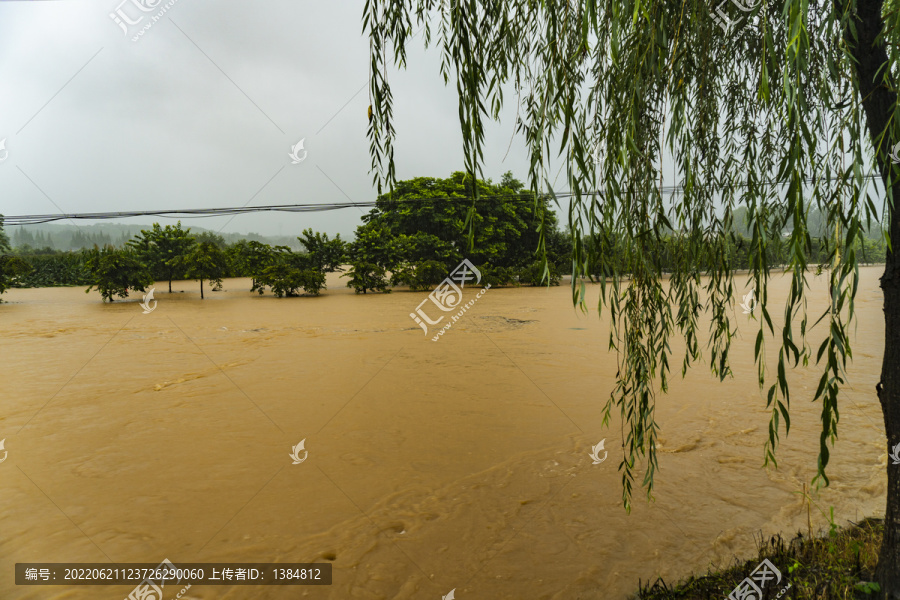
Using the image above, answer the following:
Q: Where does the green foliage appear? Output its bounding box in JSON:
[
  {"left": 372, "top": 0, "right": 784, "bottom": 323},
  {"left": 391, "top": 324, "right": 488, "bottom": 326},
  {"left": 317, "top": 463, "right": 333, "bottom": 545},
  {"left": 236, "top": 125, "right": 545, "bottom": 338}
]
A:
[
  {"left": 633, "top": 519, "right": 884, "bottom": 600},
  {"left": 251, "top": 246, "right": 327, "bottom": 297},
  {"left": 857, "top": 581, "right": 883, "bottom": 595},
  {"left": 0, "top": 217, "right": 31, "bottom": 300},
  {"left": 12, "top": 252, "right": 91, "bottom": 288},
  {"left": 0, "top": 254, "right": 33, "bottom": 300},
  {"left": 84, "top": 246, "right": 154, "bottom": 302},
  {"left": 128, "top": 222, "right": 195, "bottom": 292},
  {"left": 581, "top": 232, "right": 888, "bottom": 277},
  {"left": 390, "top": 259, "right": 450, "bottom": 290},
  {"left": 298, "top": 228, "right": 347, "bottom": 272},
  {"left": 517, "top": 260, "right": 561, "bottom": 286},
  {"left": 478, "top": 264, "right": 518, "bottom": 288},
  {"left": 342, "top": 262, "right": 390, "bottom": 294},
  {"left": 354, "top": 171, "right": 560, "bottom": 269},
  {"left": 180, "top": 241, "right": 228, "bottom": 299},
  {"left": 344, "top": 172, "right": 567, "bottom": 290},
  {"left": 0, "top": 216, "right": 10, "bottom": 254}
]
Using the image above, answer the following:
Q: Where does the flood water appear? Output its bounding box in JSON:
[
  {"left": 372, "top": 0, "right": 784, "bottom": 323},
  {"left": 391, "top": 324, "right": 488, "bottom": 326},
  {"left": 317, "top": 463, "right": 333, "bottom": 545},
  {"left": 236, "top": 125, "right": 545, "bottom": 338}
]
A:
[{"left": 0, "top": 267, "right": 888, "bottom": 600}]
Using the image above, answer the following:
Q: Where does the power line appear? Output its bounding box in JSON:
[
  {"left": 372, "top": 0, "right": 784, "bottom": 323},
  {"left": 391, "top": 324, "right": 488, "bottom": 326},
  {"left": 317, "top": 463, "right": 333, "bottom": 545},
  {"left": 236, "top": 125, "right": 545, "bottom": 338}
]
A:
[{"left": 0, "top": 174, "right": 881, "bottom": 226}]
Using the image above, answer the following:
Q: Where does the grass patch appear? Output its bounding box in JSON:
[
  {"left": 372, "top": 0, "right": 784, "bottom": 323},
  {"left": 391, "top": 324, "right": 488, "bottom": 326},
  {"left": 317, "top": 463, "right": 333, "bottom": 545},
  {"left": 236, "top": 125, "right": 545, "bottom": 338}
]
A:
[{"left": 631, "top": 517, "right": 883, "bottom": 600}]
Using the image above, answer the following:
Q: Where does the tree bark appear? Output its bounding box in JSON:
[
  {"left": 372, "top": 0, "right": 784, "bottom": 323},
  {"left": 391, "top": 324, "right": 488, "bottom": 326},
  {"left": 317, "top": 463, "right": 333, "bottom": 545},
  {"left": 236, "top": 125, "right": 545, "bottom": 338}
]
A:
[
  {"left": 200, "top": 279, "right": 204, "bottom": 300},
  {"left": 845, "top": 0, "right": 900, "bottom": 595}
]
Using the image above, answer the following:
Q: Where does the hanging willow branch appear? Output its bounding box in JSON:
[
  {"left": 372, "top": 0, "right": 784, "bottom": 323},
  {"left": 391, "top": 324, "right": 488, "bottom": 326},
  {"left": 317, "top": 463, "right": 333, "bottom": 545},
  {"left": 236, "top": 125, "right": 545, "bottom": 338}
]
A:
[{"left": 363, "top": 0, "right": 896, "bottom": 511}]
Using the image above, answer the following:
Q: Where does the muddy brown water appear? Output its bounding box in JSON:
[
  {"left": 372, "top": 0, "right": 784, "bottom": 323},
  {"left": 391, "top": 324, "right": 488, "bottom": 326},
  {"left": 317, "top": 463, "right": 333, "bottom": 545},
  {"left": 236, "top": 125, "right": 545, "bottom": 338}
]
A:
[{"left": 0, "top": 268, "right": 888, "bottom": 600}]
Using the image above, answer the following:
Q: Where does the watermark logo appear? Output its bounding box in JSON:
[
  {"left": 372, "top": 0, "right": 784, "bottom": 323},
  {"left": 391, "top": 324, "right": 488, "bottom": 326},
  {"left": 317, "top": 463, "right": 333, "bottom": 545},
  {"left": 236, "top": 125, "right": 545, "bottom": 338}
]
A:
[
  {"left": 442, "top": 589, "right": 456, "bottom": 600},
  {"left": 125, "top": 558, "right": 183, "bottom": 600},
  {"left": 711, "top": 0, "right": 760, "bottom": 33},
  {"left": 289, "top": 139, "right": 307, "bottom": 164},
  {"left": 0, "top": 439, "right": 7, "bottom": 464},
  {"left": 289, "top": 439, "right": 308, "bottom": 464},
  {"left": 727, "top": 558, "right": 790, "bottom": 600},
  {"left": 890, "top": 442, "right": 900, "bottom": 465},
  {"left": 140, "top": 288, "right": 157, "bottom": 314},
  {"left": 0, "top": 138, "right": 8, "bottom": 162},
  {"left": 739, "top": 289, "right": 756, "bottom": 314},
  {"left": 589, "top": 439, "right": 608, "bottom": 465},
  {"left": 410, "top": 259, "right": 490, "bottom": 340},
  {"left": 110, "top": 0, "right": 180, "bottom": 42},
  {"left": 890, "top": 141, "right": 900, "bottom": 164}
]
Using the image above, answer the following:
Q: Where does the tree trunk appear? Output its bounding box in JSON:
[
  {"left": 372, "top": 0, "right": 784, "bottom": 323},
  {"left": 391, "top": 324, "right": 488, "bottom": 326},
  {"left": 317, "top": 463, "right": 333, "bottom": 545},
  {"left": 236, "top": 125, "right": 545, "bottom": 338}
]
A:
[
  {"left": 200, "top": 279, "right": 204, "bottom": 300},
  {"left": 877, "top": 194, "right": 900, "bottom": 598},
  {"left": 845, "top": 0, "right": 900, "bottom": 595},
  {"left": 168, "top": 277, "right": 172, "bottom": 293}
]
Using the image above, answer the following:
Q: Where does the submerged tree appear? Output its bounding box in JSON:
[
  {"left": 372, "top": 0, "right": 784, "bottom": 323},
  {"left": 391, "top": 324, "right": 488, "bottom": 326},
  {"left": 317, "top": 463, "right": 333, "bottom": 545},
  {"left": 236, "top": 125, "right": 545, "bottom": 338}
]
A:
[
  {"left": 128, "top": 222, "right": 195, "bottom": 293},
  {"left": 298, "top": 228, "right": 347, "bottom": 273},
  {"left": 83, "top": 246, "right": 153, "bottom": 302},
  {"left": 180, "top": 241, "right": 228, "bottom": 300},
  {"left": 365, "top": 0, "right": 900, "bottom": 593},
  {"left": 251, "top": 246, "right": 327, "bottom": 297}
]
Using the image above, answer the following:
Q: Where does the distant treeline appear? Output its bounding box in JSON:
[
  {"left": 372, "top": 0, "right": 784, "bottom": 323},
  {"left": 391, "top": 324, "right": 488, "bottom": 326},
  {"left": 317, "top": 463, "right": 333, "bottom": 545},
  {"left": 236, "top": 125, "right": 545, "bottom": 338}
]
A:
[
  {"left": 9, "top": 223, "right": 302, "bottom": 254},
  {"left": 0, "top": 171, "right": 890, "bottom": 302},
  {"left": 582, "top": 229, "right": 887, "bottom": 278}
]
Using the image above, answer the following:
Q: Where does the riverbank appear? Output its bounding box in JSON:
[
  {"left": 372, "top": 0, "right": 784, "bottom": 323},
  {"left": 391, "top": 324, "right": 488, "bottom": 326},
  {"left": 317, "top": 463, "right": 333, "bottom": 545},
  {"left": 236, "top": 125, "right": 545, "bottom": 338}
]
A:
[{"left": 632, "top": 517, "right": 884, "bottom": 600}]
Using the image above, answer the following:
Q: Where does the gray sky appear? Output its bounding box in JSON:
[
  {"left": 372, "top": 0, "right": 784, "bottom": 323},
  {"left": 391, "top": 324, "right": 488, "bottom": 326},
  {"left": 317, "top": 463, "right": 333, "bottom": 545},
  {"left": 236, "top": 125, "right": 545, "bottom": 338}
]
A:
[{"left": 0, "top": 0, "right": 542, "bottom": 239}]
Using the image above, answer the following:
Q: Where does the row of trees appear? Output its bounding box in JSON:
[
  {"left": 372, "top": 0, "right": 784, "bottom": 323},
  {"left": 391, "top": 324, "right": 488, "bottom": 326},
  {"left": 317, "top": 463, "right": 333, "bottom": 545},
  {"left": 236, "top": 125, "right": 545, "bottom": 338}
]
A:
[
  {"left": 1, "top": 178, "right": 890, "bottom": 303},
  {"left": 0, "top": 173, "right": 577, "bottom": 301},
  {"left": 80, "top": 225, "right": 351, "bottom": 301}
]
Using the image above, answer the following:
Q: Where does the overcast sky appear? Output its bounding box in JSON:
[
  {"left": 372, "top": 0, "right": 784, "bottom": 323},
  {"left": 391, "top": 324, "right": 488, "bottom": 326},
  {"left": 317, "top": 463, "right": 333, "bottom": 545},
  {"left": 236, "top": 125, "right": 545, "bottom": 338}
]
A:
[{"left": 0, "top": 0, "right": 555, "bottom": 239}]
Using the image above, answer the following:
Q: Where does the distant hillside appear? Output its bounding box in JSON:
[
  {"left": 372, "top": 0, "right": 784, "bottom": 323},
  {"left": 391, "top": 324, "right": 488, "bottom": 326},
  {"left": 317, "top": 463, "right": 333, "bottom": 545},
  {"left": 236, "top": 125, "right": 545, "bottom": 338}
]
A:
[{"left": 9, "top": 223, "right": 304, "bottom": 252}]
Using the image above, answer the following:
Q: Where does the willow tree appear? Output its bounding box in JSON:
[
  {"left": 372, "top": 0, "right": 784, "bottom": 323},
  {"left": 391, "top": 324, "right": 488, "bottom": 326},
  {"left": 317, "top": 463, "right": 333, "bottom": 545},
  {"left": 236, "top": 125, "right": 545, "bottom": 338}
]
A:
[{"left": 365, "top": 0, "right": 900, "bottom": 593}]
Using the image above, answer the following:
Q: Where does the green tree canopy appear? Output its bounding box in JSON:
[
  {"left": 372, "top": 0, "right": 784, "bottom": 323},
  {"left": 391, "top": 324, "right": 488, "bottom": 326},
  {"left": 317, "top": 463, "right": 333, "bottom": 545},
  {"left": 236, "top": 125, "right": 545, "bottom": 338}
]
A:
[
  {"left": 180, "top": 241, "right": 228, "bottom": 300},
  {"left": 128, "top": 222, "right": 195, "bottom": 293},
  {"left": 347, "top": 171, "right": 570, "bottom": 290},
  {"left": 298, "top": 228, "right": 347, "bottom": 273},
  {"left": 0, "top": 255, "right": 33, "bottom": 300},
  {"left": 84, "top": 246, "right": 154, "bottom": 302},
  {"left": 359, "top": 171, "right": 560, "bottom": 268},
  {"left": 250, "top": 245, "right": 327, "bottom": 297}
]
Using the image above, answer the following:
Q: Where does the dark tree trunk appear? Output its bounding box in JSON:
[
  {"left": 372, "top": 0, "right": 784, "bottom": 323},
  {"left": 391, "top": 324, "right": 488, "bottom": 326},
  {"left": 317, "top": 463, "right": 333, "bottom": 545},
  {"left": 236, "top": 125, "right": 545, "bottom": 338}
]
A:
[
  {"left": 200, "top": 279, "right": 204, "bottom": 300},
  {"left": 168, "top": 277, "right": 172, "bottom": 293},
  {"left": 878, "top": 191, "right": 900, "bottom": 598},
  {"left": 845, "top": 0, "right": 900, "bottom": 595}
]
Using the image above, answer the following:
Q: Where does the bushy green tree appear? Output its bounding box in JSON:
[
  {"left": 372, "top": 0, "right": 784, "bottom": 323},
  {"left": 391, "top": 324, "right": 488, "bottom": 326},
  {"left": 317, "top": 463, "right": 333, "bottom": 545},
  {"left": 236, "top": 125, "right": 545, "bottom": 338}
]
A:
[
  {"left": 366, "top": 0, "right": 900, "bottom": 590},
  {"left": 180, "top": 241, "right": 228, "bottom": 300},
  {"left": 84, "top": 246, "right": 154, "bottom": 302},
  {"left": 390, "top": 259, "right": 451, "bottom": 291},
  {"left": 128, "top": 222, "right": 195, "bottom": 292},
  {"left": 342, "top": 262, "right": 390, "bottom": 294},
  {"left": 298, "top": 229, "right": 347, "bottom": 272},
  {"left": 0, "top": 255, "right": 32, "bottom": 300},
  {"left": 343, "top": 225, "right": 397, "bottom": 293},
  {"left": 356, "top": 171, "right": 560, "bottom": 270},
  {"left": 346, "top": 172, "right": 565, "bottom": 290},
  {"left": 252, "top": 246, "right": 327, "bottom": 297},
  {"left": 228, "top": 240, "right": 277, "bottom": 290}
]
